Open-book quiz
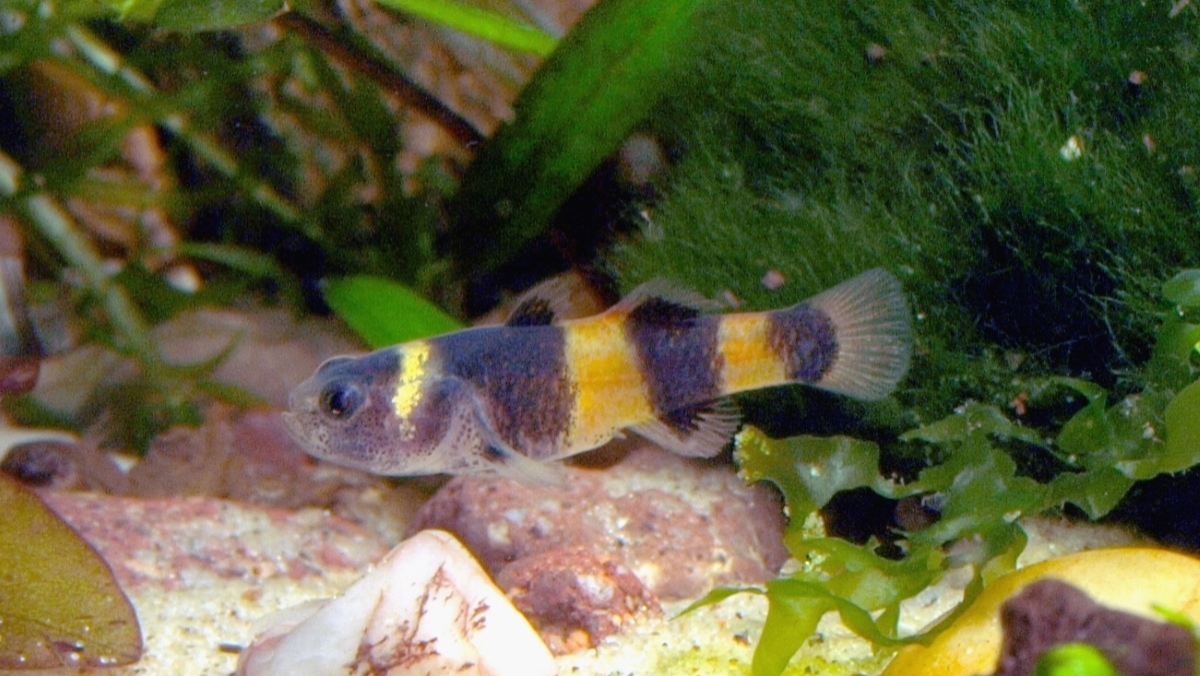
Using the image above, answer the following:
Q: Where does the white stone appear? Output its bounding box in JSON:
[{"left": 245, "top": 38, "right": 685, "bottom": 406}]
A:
[{"left": 237, "top": 529, "right": 557, "bottom": 676}]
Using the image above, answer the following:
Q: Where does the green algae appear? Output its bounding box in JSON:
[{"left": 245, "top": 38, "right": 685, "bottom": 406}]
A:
[{"left": 610, "top": 0, "right": 1200, "bottom": 410}]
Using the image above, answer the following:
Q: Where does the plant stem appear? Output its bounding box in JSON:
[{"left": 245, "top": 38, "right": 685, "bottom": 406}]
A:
[
  {"left": 274, "top": 12, "right": 485, "bottom": 148},
  {"left": 62, "top": 24, "right": 323, "bottom": 245},
  {"left": 0, "top": 151, "right": 159, "bottom": 361}
]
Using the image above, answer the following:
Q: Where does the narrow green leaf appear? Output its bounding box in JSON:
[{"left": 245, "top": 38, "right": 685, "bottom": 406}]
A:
[
  {"left": 323, "top": 275, "right": 462, "bottom": 349},
  {"left": 448, "top": 0, "right": 715, "bottom": 273},
  {"left": 677, "top": 586, "right": 752, "bottom": 617},
  {"left": 113, "top": 0, "right": 166, "bottom": 21},
  {"left": 152, "top": 0, "right": 285, "bottom": 30},
  {"left": 372, "top": 0, "right": 557, "bottom": 55},
  {"left": 754, "top": 581, "right": 833, "bottom": 676},
  {"left": 0, "top": 473, "right": 141, "bottom": 667},
  {"left": 179, "top": 242, "right": 288, "bottom": 280}
]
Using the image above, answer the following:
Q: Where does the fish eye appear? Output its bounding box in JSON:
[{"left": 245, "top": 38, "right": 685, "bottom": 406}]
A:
[{"left": 319, "top": 381, "right": 364, "bottom": 420}]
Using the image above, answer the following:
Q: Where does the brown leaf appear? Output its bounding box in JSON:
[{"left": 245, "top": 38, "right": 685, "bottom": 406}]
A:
[{"left": 0, "top": 474, "right": 142, "bottom": 668}]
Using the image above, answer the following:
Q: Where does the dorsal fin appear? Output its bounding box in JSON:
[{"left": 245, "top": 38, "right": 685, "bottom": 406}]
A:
[
  {"left": 505, "top": 277, "right": 577, "bottom": 327},
  {"left": 612, "top": 279, "right": 722, "bottom": 324}
]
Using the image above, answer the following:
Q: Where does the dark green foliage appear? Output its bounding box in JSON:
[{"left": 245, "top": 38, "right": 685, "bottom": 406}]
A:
[
  {"left": 447, "top": 0, "right": 718, "bottom": 274},
  {"left": 687, "top": 274, "right": 1200, "bottom": 674},
  {"left": 1, "top": 1, "right": 460, "bottom": 447},
  {"left": 152, "top": 0, "right": 285, "bottom": 30},
  {"left": 612, "top": 0, "right": 1200, "bottom": 410},
  {"left": 643, "top": 4, "right": 1200, "bottom": 671}
]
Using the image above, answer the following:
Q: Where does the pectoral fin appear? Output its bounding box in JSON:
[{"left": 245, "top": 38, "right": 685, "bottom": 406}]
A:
[
  {"left": 468, "top": 398, "right": 566, "bottom": 488},
  {"left": 482, "top": 442, "right": 568, "bottom": 488}
]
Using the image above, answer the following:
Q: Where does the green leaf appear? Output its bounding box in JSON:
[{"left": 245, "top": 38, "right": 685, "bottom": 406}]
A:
[
  {"left": 1034, "top": 643, "right": 1118, "bottom": 676},
  {"left": 753, "top": 582, "right": 832, "bottom": 676},
  {"left": 111, "top": 264, "right": 195, "bottom": 324},
  {"left": 909, "top": 435, "right": 1045, "bottom": 554},
  {"left": 110, "top": 0, "right": 167, "bottom": 21},
  {"left": 735, "top": 427, "right": 889, "bottom": 517},
  {"left": 900, "top": 400, "right": 1047, "bottom": 448},
  {"left": 1145, "top": 319, "right": 1200, "bottom": 391},
  {"left": 152, "top": 0, "right": 284, "bottom": 30},
  {"left": 1160, "top": 379, "right": 1200, "bottom": 475},
  {"left": 0, "top": 473, "right": 141, "bottom": 667},
  {"left": 371, "top": 0, "right": 557, "bottom": 55},
  {"left": 677, "top": 585, "right": 749, "bottom": 616},
  {"left": 323, "top": 275, "right": 462, "bottom": 349},
  {"left": 1163, "top": 269, "right": 1200, "bottom": 309},
  {"left": 1046, "top": 467, "right": 1133, "bottom": 520},
  {"left": 447, "top": 0, "right": 715, "bottom": 273}
]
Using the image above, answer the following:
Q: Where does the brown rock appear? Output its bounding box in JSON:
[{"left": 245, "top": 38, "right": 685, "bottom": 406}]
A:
[
  {"left": 497, "top": 547, "right": 661, "bottom": 655},
  {"left": 406, "top": 442, "right": 788, "bottom": 651}
]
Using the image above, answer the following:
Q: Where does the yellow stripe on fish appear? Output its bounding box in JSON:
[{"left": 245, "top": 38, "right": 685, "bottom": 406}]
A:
[
  {"left": 560, "top": 311, "right": 654, "bottom": 451},
  {"left": 283, "top": 268, "right": 912, "bottom": 485}
]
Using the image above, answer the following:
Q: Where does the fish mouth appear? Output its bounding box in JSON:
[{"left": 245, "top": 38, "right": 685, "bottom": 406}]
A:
[{"left": 280, "top": 410, "right": 314, "bottom": 452}]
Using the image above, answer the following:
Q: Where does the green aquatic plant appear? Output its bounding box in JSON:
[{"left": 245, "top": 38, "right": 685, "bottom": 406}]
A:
[
  {"left": 447, "top": 0, "right": 718, "bottom": 275},
  {"left": 1034, "top": 644, "right": 1119, "bottom": 676},
  {"left": 688, "top": 270, "right": 1200, "bottom": 676},
  {"left": 323, "top": 275, "right": 462, "bottom": 349},
  {"left": 1, "top": 0, "right": 486, "bottom": 445},
  {"left": 610, "top": 0, "right": 1200, "bottom": 411}
]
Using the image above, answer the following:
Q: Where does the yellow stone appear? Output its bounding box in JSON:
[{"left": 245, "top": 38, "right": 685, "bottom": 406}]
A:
[{"left": 882, "top": 547, "right": 1200, "bottom": 676}]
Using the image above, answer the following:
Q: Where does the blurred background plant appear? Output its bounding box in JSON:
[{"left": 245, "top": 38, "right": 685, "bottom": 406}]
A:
[{"left": 0, "top": 0, "right": 576, "bottom": 449}]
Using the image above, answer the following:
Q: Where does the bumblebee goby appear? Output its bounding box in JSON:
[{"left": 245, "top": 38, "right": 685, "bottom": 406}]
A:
[{"left": 284, "top": 268, "right": 912, "bottom": 485}]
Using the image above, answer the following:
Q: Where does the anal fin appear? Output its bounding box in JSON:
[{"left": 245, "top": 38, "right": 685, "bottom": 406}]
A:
[{"left": 631, "top": 398, "right": 741, "bottom": 458}]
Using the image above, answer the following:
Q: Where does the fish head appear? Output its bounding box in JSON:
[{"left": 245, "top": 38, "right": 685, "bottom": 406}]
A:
[{"left": 283, "top": 345, "right": 481, "bottom": 476}]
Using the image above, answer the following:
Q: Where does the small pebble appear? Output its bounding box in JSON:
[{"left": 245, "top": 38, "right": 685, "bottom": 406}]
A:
[{"left": 761, "top": 270, "right": 786, "bottom": 290}]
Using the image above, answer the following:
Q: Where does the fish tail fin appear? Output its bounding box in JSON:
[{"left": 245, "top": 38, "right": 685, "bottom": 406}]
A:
[{"left": 804, "top": 268, "right": 912, "bottom": 401}]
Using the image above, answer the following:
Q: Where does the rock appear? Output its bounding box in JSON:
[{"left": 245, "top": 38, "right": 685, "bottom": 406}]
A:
[
  {"left": 407, "top": 441, "right": 788, "bottom": 650},
  {"left": 989, "top": 579, "right": 1195, "bottom": 676},
  {"left": 41, "top": 492, "right": 388, "bottom": 591},
  {"left": 497, "top": 547, "right": 661, "bottom": 654},
  {"left": 883, "top": 547, "right": 1200, "bottom": 676},
  {"left": 237, "top": 529, "right": 556, "bottom": 676}
]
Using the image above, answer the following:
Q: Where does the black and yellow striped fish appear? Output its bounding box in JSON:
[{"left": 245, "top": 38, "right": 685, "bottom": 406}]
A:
[{"left": 284, "top": 268, "right": 911, "bottom": 485}]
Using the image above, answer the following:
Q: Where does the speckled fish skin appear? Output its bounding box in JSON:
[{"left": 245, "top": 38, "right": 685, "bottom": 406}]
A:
[{"left": 283, "top": 268, "right": 912, "bottom": 484}]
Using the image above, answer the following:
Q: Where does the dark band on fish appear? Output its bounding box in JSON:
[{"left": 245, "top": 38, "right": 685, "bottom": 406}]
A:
[
  {"left": 438, "top": 326, "right": 572, "bottom": 454},
  {"left": 767, "top": 303, "right": 837, "bottom": 382},
  {"left": 626, "top": 301, "right": 723, "bottom": 423}
]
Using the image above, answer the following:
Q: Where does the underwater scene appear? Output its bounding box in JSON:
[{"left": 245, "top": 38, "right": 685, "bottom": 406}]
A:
[{"left": 2, "top": 0, "right": 1200, "bottom": 674}]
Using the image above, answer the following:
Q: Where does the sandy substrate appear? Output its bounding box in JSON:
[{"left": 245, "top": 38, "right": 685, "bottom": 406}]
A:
[{"left": 0, "top": 486, "right": 1143, "bottom": 676}]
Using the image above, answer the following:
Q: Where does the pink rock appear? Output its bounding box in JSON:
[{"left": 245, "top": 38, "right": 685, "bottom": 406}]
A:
[
  {"left": 497, "top": 547, "right": 661, "bottom": 654},
  {"left": 407, "top": 442, "right": 788, "bottom": 650},
  {"left": 41, "top": 492, "right": 388, "bottom": 591}
]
